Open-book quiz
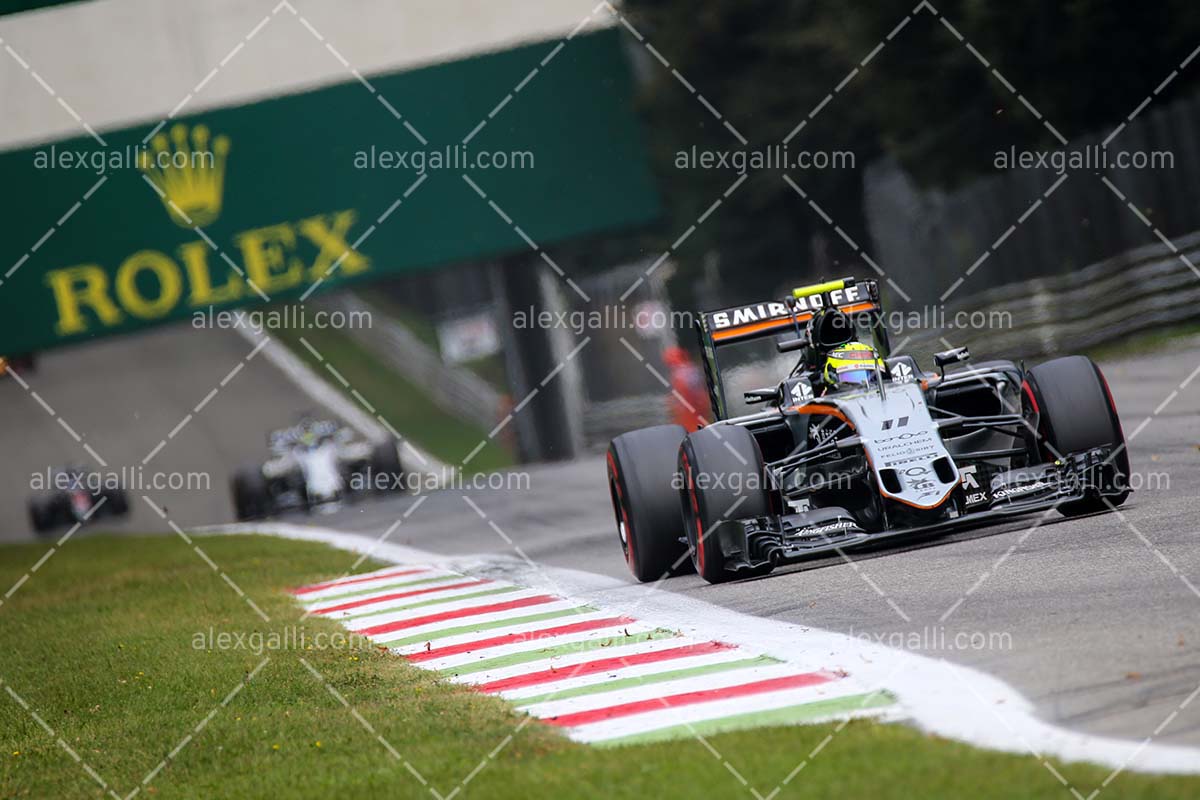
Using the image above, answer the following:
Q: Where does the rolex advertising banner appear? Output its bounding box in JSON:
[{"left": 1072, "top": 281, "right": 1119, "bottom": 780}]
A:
[{"left": 0, "top": 27, "right": 659, "bottom": 355}]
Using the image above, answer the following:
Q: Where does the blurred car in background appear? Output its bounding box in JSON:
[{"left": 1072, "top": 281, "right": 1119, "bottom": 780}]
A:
[
  {"left": 231, "top": 416, "right": 404, "bottom": 520},
  {"left": 0, "top": 353, "right": 36, "bottom": 376},
  {"left": 27, "top": 464, "right": 129, "bottom": 536}
]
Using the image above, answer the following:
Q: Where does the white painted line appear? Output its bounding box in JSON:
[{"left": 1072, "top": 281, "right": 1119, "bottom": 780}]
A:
[
  {"left": 302, "top": 575, "right": 474, "bottom": 611},
  {"left": 498, "top": 648, "right": 758, "bottom": 702},
  {"left": 573, "top": 690, "right": 895, "bottom": 744},
  {"left": 420, "top": 622, "right": 663, "bottom": 672},
  {"left": 235, "top": 326, "right": 385, "bottom": 441},
  {"left": 522, "top": 662, "right": 828, "bottom": 719},
  {"left": 301, "top": 563, "right": 405, "bottom": 585},
  {"left": 369, "top": 600, "right": 592, "bottom": 645},
  {"left": 311, "top": 580, "right": 506, "bottom": 618},
  {"left": 294, "top": 569, "right": 460, "bottom": 603},
  {"left": 235, "top": 326, "right": 447, "bottom": 476},
  {"left": 390, "top": 609, "right": 616, "bottom": 657},
  {"left": 344, "top": 587, "right": 552, "bottom": 630},
  {"left": 442, "top": 634, "right": 700, "bottom": 686}
]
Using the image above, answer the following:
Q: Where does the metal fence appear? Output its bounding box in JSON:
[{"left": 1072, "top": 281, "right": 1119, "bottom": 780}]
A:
[
  {"left": 863, "top": 89, "right": 1200, "bottom": 336},
  {"left": 898, "top": 230, "right": 1200, "bottom": 360}
]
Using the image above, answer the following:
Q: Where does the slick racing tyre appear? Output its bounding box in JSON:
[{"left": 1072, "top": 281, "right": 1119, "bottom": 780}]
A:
[
  {"left": 231, "top": 467, "right": 271, "bottom": 521},
  {"left": 369, "top": 441, "right": 405, "bottom": 493},
  {"left": 27, "top": 495, "right": 56, "bottom": 537},
  {"left": 607, "top": 424, "right": 691, "bottom": 583},
  {"left": 678, "top": 424, "right": 772, "bottom": 584},
  {"left": 104, "top": 487, "right": 129, "bottom": 516},
  {"left": 1025, "top": 355, "right": 1130, "bottom": 516}
]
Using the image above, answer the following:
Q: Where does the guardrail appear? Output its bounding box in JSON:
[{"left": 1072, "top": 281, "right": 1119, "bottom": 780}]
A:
[
  {"left": 583, "top": 394, "right": 670, "bottom": 449},
  {"left": 901, "top": 229, "right": 1200, "bottom": 359},
  {"left": 318, "top": 293, "right": 508, "bottom": 427}
]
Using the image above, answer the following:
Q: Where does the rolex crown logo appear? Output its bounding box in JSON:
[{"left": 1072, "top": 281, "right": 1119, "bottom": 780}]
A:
[{"left": 139, "top": 123, "right": 230, "bottom": 228}]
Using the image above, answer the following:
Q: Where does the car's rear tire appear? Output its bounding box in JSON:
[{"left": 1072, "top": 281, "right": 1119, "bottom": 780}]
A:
[
  {"left": 1025, "top": 355, "right": 1130, "bottom": 516},
  {"left": 678, "top": 425, "right": 772, "bottom": 584},
  {"left": 607, "top": 424, "right": 691, "bottom": 583},
  {"left": 370, "top": 441, "right": 405, "bottom": 494},
  {"left": 232, "top": 467, "right": 271, "bottom": 521},
  {"left": 104, "top": 488, "right": 129, "bottom": 516}
]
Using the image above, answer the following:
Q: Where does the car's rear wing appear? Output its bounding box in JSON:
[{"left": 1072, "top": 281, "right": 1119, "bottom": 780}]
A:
[
  {"left": 700, "top": 277, "right": 881, "bottom": 346},
  {"left": 694, "top": 277, "right": 889, "bottom": 420}
]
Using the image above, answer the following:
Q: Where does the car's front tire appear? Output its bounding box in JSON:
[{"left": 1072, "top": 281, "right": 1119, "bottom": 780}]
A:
[
  {"left": 369, "top": 441, "right": 405, "bottom": 494},
  {"left": 607, "top": 424, "right": 691, "bottom": 583},
  {"left": 104, "top": 487, "right": 129, "bottom": 516},
  {"left": 1025, "top": 355, "right": 1130, "bottom": 516},
  {"left": 678, "top": 425, "right": 772, "bottom": 584},
  {"left": 232, "top": 467, "right": 271, "bottom": 521}
]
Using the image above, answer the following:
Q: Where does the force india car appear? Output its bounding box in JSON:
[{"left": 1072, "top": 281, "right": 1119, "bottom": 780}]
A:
[
  {"left": 607, "top": 277, "right": 1130, "bottom": 584},
  {"left": 230, "top": 417, "right": 404, "bottom": 520}
]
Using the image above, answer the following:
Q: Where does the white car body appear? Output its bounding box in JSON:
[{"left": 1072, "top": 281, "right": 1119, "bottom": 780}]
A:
[{"left": 294, "top": 439, "right": 345, "bottom": 504}]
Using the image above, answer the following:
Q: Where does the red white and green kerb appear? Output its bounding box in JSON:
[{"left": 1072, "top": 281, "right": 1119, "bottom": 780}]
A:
[{"left": 292, "top": 565, "right": 895, "bottom": 746}]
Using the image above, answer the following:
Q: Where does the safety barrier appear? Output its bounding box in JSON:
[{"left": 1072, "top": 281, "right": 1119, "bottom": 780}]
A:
[
  {"left": 900, "top": 229, "right": 1200, "bottom": 359},
  {"left": 319, "top": 293, "right": 508, "bottom": 427}
]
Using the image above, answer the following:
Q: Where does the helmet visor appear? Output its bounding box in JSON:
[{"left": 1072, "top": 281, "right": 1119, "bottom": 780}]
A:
[{"left": 835, "top": 366, "right": 876, "bottom": 386}]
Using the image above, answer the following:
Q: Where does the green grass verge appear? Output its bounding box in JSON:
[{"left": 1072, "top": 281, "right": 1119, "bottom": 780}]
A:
[
  {"left": 359, "top": 293, "right": 443, "bottom": 352},
  {"left": 1, "top": 534, "right": 1197, "bottom": 799},
  {"left": 356, "top": 292, "right": 509, "bottom": 392},
  {"left": 267, "top": 315, "right": 513, "bottom": 473}
]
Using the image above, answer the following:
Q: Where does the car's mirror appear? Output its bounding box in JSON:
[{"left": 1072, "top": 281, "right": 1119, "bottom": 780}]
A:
[
  {"left": 743, "top": 387, "right": 779, "bottom": 404},
  {"left": 775, "top": 337, "right": 807, "bottom": 354},
  {"left": 934, "top": 346, "right": 971, "bottom": 370}
]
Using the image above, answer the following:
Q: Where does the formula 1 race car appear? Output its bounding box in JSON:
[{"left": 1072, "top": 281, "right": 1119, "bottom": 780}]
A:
[
  {"left": 27, "top": 465, "right": 129, "bottom": 537},
  {"left": 230, "top": 416, "right": 404, "bottom": 520},
  {"left": 0, "top": 353, "right": 36, "bottom": 376},
  {"left": 607, "top": 277, "right": 1130, "bottom": 584}
]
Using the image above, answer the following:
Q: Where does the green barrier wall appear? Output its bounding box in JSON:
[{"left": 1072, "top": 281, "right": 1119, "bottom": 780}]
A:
[{"left": 0, "top": 27, "right": 659, "bottom": 354}]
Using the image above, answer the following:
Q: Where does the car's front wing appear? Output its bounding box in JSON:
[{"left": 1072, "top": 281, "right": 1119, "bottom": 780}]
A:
[{"left": 719, "top": 447, "right": 1127, "bottom": 574}]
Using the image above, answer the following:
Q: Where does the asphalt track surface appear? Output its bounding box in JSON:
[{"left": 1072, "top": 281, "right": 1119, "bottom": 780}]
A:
[
  {"left": 3, "top": 323, "right": 1199, "bottom": 751},
  {"left": 0, "top": 323, "right": 319, "bottom": 539}
]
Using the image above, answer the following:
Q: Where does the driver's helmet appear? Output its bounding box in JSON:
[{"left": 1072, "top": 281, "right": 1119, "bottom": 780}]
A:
[{"left": 822, "top": 342, "right": 885, "bottom": 389}]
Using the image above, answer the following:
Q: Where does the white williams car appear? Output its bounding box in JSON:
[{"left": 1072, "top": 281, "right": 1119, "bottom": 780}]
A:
[{"left": 230, "top": 417, "right": 404, "bottom": 520}]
